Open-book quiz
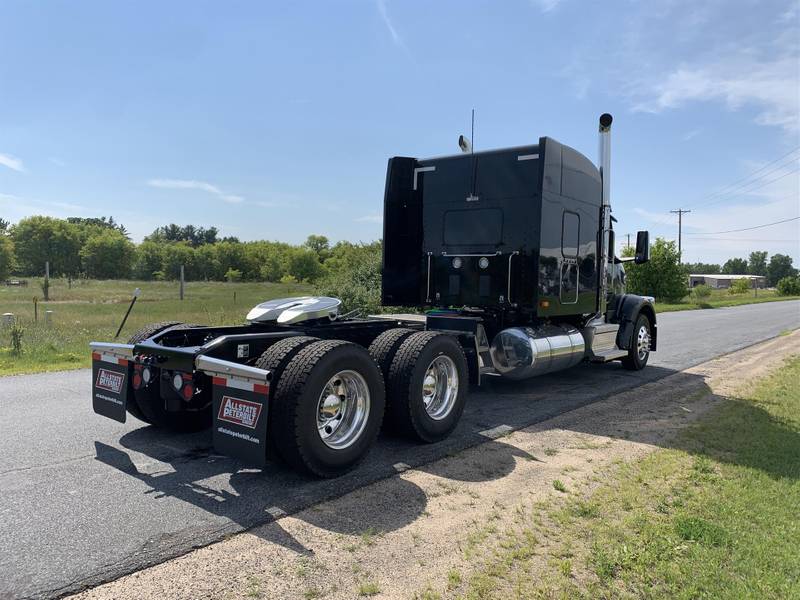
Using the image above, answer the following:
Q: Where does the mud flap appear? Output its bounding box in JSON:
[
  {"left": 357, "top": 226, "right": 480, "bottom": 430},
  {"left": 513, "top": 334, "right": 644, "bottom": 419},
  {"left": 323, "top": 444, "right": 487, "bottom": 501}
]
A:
[
  {"left": 91, "top": 352, "right": 130, "bottom": 423},
  {"left": 210, "top": 376, "right": 270, "bottom": 468}
]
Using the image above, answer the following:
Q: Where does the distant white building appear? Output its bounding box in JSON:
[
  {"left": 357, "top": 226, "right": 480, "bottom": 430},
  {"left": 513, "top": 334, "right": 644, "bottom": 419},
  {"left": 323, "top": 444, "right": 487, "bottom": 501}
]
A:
[{"left": 688, "top": 274, "right": 767, "bottom": 289}]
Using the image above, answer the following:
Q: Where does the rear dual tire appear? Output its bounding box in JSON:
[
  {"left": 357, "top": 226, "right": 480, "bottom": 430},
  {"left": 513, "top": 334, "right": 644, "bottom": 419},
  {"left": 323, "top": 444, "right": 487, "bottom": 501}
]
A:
[
  {"left": 268, "top": 340, "right": 385, "bottom": 477},
  {"left": 384, "top": 331, "right": 468, "bottom": 443}
]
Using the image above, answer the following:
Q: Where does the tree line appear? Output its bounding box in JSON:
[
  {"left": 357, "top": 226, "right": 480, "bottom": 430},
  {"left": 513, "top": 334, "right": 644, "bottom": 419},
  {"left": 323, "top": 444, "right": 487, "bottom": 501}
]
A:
[
  {"left": 682, "top": 250, "right": 796, "bottom": 286},
  {"left": 623, "top": 240, "right": 798, "bottom": 302},
  {"left": 0, "top": 215, "right": 379, "bottom": 284}
]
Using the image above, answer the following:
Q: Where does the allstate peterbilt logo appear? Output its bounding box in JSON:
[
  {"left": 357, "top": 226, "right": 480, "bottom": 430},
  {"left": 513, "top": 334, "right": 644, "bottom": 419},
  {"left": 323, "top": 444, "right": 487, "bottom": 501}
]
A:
[
  {"left": 218, "top": 396, "right": 262, "bottom": 429},
  {"left": 95, "top": 368, "right": 125, "bottom": 394}
]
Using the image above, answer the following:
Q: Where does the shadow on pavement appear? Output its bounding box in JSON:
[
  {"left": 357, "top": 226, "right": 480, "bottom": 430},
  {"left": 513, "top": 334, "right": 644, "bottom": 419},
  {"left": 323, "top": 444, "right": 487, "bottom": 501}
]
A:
[
  {"left": 92, "top": 360, "right": 799, "bottom": 563},
  {"left": 94, "top": 423, "right": 531, "bottom": 557}
]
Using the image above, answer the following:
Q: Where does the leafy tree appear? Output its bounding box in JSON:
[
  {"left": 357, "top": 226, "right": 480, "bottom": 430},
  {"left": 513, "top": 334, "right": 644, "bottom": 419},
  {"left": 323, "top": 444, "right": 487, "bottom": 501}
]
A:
[
  {"left": 721, "top": 258, "right": 748, "bottom": 274},
  {"left": 11, "top": 216, "right": 81, "bottom": 276},
  {"left": 305, "top": 234, "right": 330, "bottom": 260},
  {"left": 729, "top": 278, "right": 751, "bottom": 294},
  {"left": 224, "top": 268, "right": 242, "bottom": 282},
  {"left": 767, "top": 254, "right": 797, "bottom": 286},
  {"left": 747, "top": 251, "right": 768, "bottom": 276},
  {"left": 144, "top": 224, "right": 218, "bottom": 247},
  {"left": 215, "top": 241, "right": 247, "bottom": 279},
  {"left": 0, "top": 235, "right": 14, "bottom": 280},
  {"left": 683, "top": 262, "right": 721, "bottom": 275},
  {"left": 67, "top": 216, "right": 129, "bottom": 239},
  {"left": 0, "top": 218, "right": 10, "bottom": 233},
  {"left": 286, "top": 248, "right": 325, "bottom": 282},
  {"left": 80, "top": 230, "right": 135, "bottom": 279},
  {"left": 133, "top": 242, "right": 166, "bottom": 280},
  {"left": 194, "top": 244, "right": 220, "bottom": 281},
  {"left": 161, "top": 243, "right": 198, "bottom": 280},
  {"left": 691, "top": 284, "right": 712, "bottom": 299},
  {"left": 776, "top": 276, "right": 800, "bottom": 296},
  {"left": 315, "top": 247, "right": 382, "bottom": 313},
  {"left": 622, "top": 238, "right": 687, "bottom": 301}
]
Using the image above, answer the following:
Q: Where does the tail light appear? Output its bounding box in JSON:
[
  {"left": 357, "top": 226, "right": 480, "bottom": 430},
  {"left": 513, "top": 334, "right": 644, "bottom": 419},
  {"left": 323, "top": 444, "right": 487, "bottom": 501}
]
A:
[
  {"left": 132, "top": 364, "right": 143, "bottom": 390},
  {"left": 171, "top": 371, "right": 195, "bottom": 401}
]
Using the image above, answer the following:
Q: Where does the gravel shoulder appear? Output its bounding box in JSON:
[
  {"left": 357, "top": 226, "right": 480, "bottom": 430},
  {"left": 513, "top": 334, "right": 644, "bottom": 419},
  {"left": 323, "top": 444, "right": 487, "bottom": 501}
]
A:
[{"left": 69, "top": 331, "right": 800, "bottom": 600}]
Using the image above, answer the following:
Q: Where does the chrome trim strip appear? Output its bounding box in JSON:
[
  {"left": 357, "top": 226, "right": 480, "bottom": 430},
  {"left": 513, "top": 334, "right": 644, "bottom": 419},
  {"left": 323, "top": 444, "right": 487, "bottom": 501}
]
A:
[
  {"left": 517, "top": 153, "right": 539, "bottom": 161},
  {"left": 196, "top": 355, "right": 271, "bottom": 383},
  {"left": 89, "top": 342, "right": 134, "bottom": 358},
  {"left": 441, "top": 251, "right": 502, "bottom": 257},
  {"left": 425, "top": 252, "right": 432, "bottom": 302},
  {"left": 413, "top": 166, "right": 436, "bottom": 191},
  {"left": 507, "top": 251, "right": 520, "bottom": 304}
]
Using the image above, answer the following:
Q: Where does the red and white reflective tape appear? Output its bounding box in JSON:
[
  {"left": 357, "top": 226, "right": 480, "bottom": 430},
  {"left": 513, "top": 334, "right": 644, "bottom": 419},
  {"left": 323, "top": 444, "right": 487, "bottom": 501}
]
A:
[
  {"left": 91, "top": 352, "right": 129, "bottom": 367},
  {"left": 211, "top": 376, "right": 268, "bottom": 396}
]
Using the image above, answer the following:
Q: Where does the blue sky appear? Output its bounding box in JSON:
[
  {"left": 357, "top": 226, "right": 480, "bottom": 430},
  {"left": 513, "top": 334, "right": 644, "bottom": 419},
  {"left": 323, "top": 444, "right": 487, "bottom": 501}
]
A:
[{"left": 1, "top": 0, "right": 798, "bottom": 264}]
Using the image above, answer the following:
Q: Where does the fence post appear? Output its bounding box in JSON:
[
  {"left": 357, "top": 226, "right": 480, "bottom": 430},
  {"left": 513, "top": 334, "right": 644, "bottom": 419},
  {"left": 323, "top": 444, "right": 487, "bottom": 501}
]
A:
[
  {"left": 180, "top": 265, "right": 185, "bottom": 300},
  {"left": 44, "top": 261, "right": 50, "bottom": 301}
]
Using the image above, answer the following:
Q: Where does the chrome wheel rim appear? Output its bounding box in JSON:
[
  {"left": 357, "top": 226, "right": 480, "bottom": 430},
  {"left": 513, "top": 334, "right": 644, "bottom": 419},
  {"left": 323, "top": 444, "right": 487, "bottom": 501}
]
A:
[
  {"left": 422, "top": 355, "right": 459, "bottom": 420},
  {"left": 317, "top": 370, "right": 370, "bottom": 450},
  {"left": 637, "top": 325, "right": 651, "bottom": 361}
]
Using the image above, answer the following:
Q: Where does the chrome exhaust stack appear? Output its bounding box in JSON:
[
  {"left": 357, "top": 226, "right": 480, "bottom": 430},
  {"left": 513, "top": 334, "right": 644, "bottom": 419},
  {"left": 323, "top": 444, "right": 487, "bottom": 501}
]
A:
[{"left": 598, "top": 113, "right": 613, "bottom": 318}]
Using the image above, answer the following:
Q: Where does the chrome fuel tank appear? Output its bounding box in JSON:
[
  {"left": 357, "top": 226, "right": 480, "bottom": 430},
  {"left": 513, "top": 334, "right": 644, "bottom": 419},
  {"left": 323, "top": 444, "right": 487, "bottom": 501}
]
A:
[{"left": 489, "top": 325, "right": 585, "bottom": 380}]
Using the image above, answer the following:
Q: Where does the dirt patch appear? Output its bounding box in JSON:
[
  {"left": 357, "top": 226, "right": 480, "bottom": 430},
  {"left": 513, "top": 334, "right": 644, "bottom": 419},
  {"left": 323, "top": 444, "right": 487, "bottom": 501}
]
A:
[{"left": 70, "top": 332, "right": 800, "bottom": 600}]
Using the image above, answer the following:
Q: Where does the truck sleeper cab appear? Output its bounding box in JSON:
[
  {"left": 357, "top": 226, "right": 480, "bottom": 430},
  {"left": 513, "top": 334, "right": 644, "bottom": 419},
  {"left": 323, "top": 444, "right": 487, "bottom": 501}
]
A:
[{"left": 90, "top": 114, "right": 656, "bottom": 478}]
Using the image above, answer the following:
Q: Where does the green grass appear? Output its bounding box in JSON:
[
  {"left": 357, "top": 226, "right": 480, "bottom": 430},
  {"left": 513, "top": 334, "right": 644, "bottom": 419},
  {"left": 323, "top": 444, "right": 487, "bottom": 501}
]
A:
[
  {"left": 1, "top": 277, "right": 796, "bottom": 376},
  {"left": 656, "top": 287, "right": 800, "bottom": 312},
  {"left": 0, "top": 278, "right": 312, "bottom": 375},
  {"left": 357, "top": 581, "right": 380, "bottom": 596},
  {"left": 462, "top": 355, "right": 800, "bottom": 599}
]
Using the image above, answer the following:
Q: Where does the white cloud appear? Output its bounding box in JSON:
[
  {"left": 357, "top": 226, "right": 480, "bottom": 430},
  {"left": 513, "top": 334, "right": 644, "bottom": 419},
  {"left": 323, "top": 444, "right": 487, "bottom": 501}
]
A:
[
  {"left": 531, "top": 0, "right": 564, "bottom": 12},
  {"left": 682, "top": 129, "right": 702, "bottom": 141},
  {"left": 147, "top": 178, "right": 222, "bottom": 194},
  {"left": 376, "top": 0, "right": 401, "bottom": 45},
  {"left": 633, "top": 53, "right": 800, "bottom": 132},
  {"left": 49, "top": 157, "right": 66, "bottom": 167},
  {"left": 0, "top": 153, "right": 25, "bottom": 172},
  {"left": 0, "top": 192, "right": 86, "bottom": 216},
  {"left": 147, "top": 178, "right": 246, "bottom": 204},
  {"left": 356, "top": 214, "right": 382, "bottom": 223}
]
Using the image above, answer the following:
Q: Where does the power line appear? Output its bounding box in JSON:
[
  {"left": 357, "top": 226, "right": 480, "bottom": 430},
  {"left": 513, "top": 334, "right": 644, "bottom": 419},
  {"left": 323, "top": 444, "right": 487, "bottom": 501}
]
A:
[
  {"left": 690, "top": 166, "right": 800, "bottom": 211},
  {"left": 685, "top": 216, "right": 800, "bottom": 236},
  {"left": 686, "top": 146, "right": 800, "bottom": 209}
]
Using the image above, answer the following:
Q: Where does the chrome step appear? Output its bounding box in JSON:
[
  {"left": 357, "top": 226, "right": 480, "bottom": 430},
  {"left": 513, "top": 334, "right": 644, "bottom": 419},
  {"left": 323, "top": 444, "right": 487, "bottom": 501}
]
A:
[{"left": 590, "top": 348, "right": 628, "bottom": 362}]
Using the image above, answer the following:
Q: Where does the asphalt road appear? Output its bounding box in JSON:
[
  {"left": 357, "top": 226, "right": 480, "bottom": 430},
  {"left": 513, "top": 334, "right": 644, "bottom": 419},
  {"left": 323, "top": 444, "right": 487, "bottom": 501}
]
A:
[{"left": 1, "top": 300, "right": 798, "bottom": 599}]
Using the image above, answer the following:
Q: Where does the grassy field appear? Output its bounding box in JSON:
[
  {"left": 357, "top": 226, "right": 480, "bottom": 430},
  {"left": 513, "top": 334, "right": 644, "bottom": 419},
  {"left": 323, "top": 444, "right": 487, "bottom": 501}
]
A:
[
  {"left": 0, "top": 278, "right": 312, "bottom": 375},
  {"left": 656, "top": 287, "right": 800, "bottom": 312},
  {"left": 461, "top": 356, "right": 800, "bottom": 599},
  {"left": 0, "top": 278, "right": 798, "bottom": 376}
]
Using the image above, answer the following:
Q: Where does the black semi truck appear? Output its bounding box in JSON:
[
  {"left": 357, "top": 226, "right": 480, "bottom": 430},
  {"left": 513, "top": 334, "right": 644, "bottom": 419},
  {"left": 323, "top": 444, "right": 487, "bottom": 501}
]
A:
[{"left": 91, "top": 113, "right": 655, "bottom": 477}]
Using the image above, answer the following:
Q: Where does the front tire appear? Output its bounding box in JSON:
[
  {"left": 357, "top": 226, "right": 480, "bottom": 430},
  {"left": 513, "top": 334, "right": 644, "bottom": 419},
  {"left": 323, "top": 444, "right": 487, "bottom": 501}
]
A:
[
  {"left": 386, "top": 332, "right": 468, "bottom": 443},
  {"left": 269, "top": 340, "right": 385, "bottom": 477},
  {"left": 621, "top": 314, "right": 652, "bottom": 370}
]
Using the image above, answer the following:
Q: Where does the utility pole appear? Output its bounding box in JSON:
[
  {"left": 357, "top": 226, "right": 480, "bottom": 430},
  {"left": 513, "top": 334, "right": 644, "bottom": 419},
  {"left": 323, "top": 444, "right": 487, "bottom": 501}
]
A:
[
  {"left": 670, "top": 209, "right": 691, "bottom": 261},
  {"left": 625, "top": 233, "right": 631, "bottom": 249}
]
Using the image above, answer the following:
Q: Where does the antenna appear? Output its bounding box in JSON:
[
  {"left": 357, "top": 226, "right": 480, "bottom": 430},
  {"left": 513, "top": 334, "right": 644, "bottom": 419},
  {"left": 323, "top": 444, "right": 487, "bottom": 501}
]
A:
[
  {"left": 467, "top": 108, "right": 479, "bottom": 202},
  {"left": 471, "top": 108, "right": 475, "bottom": 154}
]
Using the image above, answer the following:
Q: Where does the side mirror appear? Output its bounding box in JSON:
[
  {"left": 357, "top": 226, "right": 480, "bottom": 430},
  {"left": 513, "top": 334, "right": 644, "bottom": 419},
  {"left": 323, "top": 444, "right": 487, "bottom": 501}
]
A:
[{"left": 635, "top": 230, "right": 650, "bottom": 264}]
